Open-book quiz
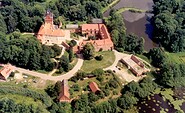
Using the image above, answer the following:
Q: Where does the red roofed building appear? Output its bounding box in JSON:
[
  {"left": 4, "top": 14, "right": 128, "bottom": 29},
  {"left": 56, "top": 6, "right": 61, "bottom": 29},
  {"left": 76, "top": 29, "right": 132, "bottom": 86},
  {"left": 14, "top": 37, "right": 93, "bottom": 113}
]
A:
[
  {"left": 89, "top": 82, "right": 101, "bottom": 93},
  {"left": 0, "top": 64, "right": 14, "bottom": 80},
  {"left": 120, "top": 55, "right": 149, "bottom": 76},
  {"left": 37, "top": 11, "right": 70, "bottom": 45},
  {"left": 73, "top": 24, "right": 114, "bottom": 53},
  {"left": 58, "top": 79, "right": 71, "bottom": 102}
]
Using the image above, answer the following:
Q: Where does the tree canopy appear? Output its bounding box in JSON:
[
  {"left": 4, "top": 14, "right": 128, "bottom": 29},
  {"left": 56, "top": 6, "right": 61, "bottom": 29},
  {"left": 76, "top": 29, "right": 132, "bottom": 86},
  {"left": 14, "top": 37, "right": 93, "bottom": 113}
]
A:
[{"left": 153, "top": 0, "right": 185, "bottom": 52}]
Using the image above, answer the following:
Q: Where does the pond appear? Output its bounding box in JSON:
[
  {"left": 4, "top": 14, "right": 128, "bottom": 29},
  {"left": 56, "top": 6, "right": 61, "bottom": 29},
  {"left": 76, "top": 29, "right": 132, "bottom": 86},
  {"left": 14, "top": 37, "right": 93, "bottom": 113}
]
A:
[
  {"left": 103, "top": 0, "right": 158, "bottom": 51},
  {"left": 137, "top": 88, "right": 185, "bottom": 113},
  {"left": 137, "top": 94, "right": 177, "bottom": 113},
  {"left": 123, "top": 11, "right": 158, "bottom": 51},
  {"left": 103, "top": 0, "right": 154, "bottom": 17}
]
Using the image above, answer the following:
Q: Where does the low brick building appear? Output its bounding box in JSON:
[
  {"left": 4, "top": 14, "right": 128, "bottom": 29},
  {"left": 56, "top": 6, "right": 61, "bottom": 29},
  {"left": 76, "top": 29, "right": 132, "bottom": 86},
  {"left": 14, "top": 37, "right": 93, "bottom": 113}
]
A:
[
  {"left": 58, "top": 79, "right": 71, "bottom": 102},
  {"left": 0, "top": 64, "right": 14, "bottom": 80},
  {"left": 121, "top": 55, "right": 149, "bottom": 76},
  {"left": 89, "top": 82, "right": 101, "bottom": 93}
]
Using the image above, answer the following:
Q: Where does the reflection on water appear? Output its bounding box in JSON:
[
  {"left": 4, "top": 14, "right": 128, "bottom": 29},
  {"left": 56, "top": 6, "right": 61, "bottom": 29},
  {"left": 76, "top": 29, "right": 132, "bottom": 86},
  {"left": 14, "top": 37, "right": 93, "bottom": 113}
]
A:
[{"left": 123, "top": 12, "right": 158, "bottom": 51}]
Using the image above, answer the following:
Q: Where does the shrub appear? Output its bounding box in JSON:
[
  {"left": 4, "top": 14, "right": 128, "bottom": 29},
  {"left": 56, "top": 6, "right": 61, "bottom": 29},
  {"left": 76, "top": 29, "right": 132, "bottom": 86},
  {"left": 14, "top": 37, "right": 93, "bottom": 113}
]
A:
[
  {"left": 58, "top": 67, "right": 64, "bottom": 73},
  {"left": 108, "top": 79, "right": 119, "bottom": 88},
  {"left": 96, "top": 75, "right": 104, "bottom": 82},
  {"left": 72, "top": 84, "right": 80, "bottom": 91},
  {"left": 98, "top": 91, "right": 105, "bottom": 99},
  {"left": 102, "top": 89, "right": 110, "bottom": 96},
  {"left": 95, "top": 55, "right": 103, "bottom": 61},
  {"left": 99, "top": 48, "right": 103, "bottom": 51},
  {"left": 91, "top": 68, "right": 104, "bottom": 76}
]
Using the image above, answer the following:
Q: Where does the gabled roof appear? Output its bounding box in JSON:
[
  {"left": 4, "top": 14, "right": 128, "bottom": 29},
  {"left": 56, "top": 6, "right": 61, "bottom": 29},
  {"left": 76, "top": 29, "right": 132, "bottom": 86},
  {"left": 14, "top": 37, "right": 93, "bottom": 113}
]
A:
[
  {"left": 81, "top": 24, "right": 101, "bottom": 31},
  {"left": 58, "top": 79, "right": 70, "bottom": 102},
  {"left": 89, "top": 82, "right": 101, "bottom": 93},
  {"left": 38, "top": 24, "right": 65, "bottom": 37},
  {"left": 0, "top": 64, "right": 14, "bottom": 80},
  {"left": 37, "top": 11, "right": 65, "bottom": 38}
]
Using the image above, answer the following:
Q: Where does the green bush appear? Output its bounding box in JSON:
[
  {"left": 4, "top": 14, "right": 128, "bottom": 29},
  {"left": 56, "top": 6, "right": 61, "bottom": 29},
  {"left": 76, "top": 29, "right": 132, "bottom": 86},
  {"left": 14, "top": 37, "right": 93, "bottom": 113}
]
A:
[
  {"left": 95, "top": 55, "right": 103, "bottom": 61},
  {"left": 91, "top": 68, "right": 104, "bottom": 76},
  {"left": 72, "top": 84, "right": 80, "bottom": 91}
]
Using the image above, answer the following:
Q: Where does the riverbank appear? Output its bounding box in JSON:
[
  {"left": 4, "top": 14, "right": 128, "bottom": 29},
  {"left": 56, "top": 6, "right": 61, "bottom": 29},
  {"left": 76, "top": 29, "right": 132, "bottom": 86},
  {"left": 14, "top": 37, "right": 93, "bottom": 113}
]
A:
[{"left": 102, "top": 0, "right": 120, "bottom": 13}]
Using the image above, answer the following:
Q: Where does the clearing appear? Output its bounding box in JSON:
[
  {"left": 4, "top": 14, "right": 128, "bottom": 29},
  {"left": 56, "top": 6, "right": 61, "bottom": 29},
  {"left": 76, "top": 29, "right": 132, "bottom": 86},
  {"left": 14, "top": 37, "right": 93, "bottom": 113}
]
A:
[{"left": 81, "top": 51, "right": 115, "bottom": 72}]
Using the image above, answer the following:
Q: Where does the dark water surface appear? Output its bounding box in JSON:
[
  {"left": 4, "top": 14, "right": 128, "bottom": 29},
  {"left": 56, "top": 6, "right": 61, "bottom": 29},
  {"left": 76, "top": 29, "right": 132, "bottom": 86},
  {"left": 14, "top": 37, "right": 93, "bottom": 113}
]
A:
[
  {"left": 123, "top": 12, "right": 158, "bottom": 51},
  {"left": 137, "top": 94, "right": 177, "bottom": 113},
  {"left": 103, "top": 0, "right": 157, "bottom": 51},
  {"left": 103, "top": 0, "right": 154, "bottom": 17}
]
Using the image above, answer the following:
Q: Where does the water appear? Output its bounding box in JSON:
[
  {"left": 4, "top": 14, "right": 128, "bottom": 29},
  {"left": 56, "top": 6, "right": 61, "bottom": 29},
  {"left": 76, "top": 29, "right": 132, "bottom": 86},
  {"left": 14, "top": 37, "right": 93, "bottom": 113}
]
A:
[
  {"left": 137, "top": 94, "right": 177, "bottom": 113},
  {"left": 123, "top": 12, "right": 158, "bottom": 51},
  {"left": 103, "top": 0, "right": 157, "bottom": 51},
  {"left": 103, "top": 0, "right": 154, "bottom": 17}
]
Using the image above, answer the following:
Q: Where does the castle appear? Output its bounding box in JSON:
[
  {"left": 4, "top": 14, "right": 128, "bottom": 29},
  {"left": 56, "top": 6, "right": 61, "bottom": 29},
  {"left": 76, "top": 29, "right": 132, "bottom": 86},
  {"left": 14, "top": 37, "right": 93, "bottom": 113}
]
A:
[
  {"left": 37, "top": 11, "right": 70, "bottom": 45},
  {"left": 37, "top": 11, "right": 114, "bottom": 52}
]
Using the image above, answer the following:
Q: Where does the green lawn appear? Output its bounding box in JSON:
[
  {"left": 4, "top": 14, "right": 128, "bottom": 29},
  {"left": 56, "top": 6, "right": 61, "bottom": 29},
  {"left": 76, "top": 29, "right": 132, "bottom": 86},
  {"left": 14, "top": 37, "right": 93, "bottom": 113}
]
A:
[
  {"left": 81, "top": 51, "right": 115, "bottom": 72},
  {"left": 166, "top": 52, "right": 185, "bottom": 64},
  {"left": 116, "top": 7, "right": 146, "bottom": 14},
  {"left": 20, "top": 34, "right": 34, "bottom": 38}
]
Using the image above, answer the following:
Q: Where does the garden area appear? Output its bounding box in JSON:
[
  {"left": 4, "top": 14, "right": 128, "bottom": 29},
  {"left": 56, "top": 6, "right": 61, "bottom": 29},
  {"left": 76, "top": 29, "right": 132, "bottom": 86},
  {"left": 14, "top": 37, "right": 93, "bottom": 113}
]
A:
[
  {"left": 81, "top": 51, "right": 115, "bottom": 72},
  {"left": 69, "top": 69, "right": 124, "bottom": 102}
]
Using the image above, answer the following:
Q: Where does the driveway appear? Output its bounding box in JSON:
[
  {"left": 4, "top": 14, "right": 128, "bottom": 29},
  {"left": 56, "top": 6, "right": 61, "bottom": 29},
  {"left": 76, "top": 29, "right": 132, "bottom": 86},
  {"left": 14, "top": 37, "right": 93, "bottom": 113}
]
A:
[
  {"left": 104, "top": 50, "right": 149, "bottom": 82},
  {"left": 16, "top": 55, "right": 84, "bottom": 82}
]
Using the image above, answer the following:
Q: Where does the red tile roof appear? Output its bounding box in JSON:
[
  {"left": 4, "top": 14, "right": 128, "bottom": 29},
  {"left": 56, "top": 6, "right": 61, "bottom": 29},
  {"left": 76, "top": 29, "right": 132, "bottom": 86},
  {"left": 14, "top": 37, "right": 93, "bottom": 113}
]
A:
[
  {"left": 37, "top": 11, "right": 65, "bottom": 43},
  {"left": 38, "top": 24, "right": 65, "bottom": 37},
  {"left": 58, "top": 79, "right": 70, "bottom": 102},
  {"left": 89, "top": 82, "right": 101, "bottom": 93},
  {"left": 77, "top": 24, "right": 114, "bottom": 52}
]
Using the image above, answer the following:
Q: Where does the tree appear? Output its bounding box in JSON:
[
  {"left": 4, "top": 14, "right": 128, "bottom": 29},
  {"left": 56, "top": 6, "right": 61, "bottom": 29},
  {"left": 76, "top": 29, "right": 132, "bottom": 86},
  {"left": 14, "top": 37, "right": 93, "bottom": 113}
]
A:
[
  {"left": 106, "top": 10, "right": 126, "bottom": 51},
  {"left": 60, "top": 56, "right": 70, "bottom": 72},
  {"left": 91, "top": 68, "right": 104, "bottom": 76},
  {"left": 125, "top": 34, "right": 144, "bottom": 54},
  {"left": 117, "top": 92, "right": 138, "bottom": 109},
  {"left": 159, "top": 63, "right": 185, "bottom": 87},
  {"left": 68, "top": 48, "right": 74, "bottom": 62},
  {"left": 82, "top": 43, "right": 95, "bottom": 60},
  {"left": 51, "top": 44, "right": 62, "bottom": 57},
  {"left": 148, "top": 48, "right": 166, "bottom": 67},
  {"left": 69, "top": 40, "right": 77, "bottom": 47}
]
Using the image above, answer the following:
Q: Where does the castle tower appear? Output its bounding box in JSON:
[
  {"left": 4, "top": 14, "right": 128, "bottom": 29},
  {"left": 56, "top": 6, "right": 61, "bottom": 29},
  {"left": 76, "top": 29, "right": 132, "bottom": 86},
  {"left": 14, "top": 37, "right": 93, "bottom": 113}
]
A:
[{"left": 44, "top": 10, "right": 53, "bottom": 24}]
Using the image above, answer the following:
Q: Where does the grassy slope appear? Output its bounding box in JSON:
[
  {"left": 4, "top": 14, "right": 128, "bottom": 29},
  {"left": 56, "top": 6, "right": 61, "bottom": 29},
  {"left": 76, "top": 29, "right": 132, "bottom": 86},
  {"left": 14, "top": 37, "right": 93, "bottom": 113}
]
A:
[
  {"left": 116, "top": 7, "right": 146, "bottom": 14},
  {"left": 166, "top": 52, "right": 185, "bottom": 64},
  {"left": 81, "top": 51, "right": 115, "bottom": 72}
]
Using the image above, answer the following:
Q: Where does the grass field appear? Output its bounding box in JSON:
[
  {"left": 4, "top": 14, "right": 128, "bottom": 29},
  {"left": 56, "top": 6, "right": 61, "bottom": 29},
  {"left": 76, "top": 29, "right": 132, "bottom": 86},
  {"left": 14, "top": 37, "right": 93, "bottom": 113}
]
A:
[
  {"left": 166, "top": 52, "right": 185, "bottom": 64},
  {"left": 116, "top": 7, "right": 146, "bottom": 14},
  {"left": 81, "top": 51, "right": 115, "bottom": 72}
]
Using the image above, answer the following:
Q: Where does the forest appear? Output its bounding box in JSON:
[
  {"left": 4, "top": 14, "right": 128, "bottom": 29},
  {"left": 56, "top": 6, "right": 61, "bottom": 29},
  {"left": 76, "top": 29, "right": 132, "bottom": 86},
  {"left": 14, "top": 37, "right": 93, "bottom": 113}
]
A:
[
  {"left": 0, "top": 0, "right": 114, "bottom": 33},
  {"left": 153, "top": 0, "right": 185, "bottom": 52},
  {"left": 1, "top": 0, "right": 185, "bottom": 112}
]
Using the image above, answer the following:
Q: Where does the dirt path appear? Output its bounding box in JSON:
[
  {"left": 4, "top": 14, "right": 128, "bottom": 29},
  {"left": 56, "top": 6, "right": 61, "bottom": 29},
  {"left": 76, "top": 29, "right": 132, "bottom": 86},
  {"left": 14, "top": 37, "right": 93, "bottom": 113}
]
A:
[{"left": 48, "top": 47, "right": 66, "bottom": 76}]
